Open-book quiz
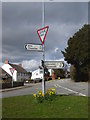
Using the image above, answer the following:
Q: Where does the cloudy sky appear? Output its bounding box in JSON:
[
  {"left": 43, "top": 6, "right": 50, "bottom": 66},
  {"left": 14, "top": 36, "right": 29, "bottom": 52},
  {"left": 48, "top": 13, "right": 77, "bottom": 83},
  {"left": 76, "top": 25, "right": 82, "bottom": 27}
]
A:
[{"left": 2, "top": 2, "right": 88, "bottom": 71}]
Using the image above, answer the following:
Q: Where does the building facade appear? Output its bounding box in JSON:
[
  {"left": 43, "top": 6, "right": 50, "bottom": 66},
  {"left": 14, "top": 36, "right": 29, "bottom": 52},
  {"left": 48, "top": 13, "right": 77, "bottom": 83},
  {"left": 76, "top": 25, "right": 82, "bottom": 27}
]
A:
[{"left": 2, "top": 60, "right": 29, "bottom": 81}]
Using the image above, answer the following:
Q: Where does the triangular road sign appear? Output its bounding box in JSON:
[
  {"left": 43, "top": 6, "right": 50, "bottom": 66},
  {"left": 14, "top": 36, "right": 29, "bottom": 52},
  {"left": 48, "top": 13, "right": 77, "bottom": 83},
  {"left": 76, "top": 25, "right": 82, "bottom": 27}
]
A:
[
  {"left": 37, "top": 26, "right": 49, "bottom": 44},
  {"left": 9, "top": 68, "right": 15, "bottom": 75}
]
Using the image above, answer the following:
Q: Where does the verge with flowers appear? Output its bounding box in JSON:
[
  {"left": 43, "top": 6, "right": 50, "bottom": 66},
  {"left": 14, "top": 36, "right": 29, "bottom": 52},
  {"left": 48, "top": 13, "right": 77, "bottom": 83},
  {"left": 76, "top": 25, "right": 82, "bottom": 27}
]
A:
[{"left": 33, "top": 88, "right": 56, "bottom": 103}]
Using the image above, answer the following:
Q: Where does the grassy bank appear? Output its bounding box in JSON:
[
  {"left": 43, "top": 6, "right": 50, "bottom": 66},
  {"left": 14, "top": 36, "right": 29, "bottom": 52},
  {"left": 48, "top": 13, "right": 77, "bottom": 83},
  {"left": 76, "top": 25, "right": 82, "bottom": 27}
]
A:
[{"left": 2, "top": 95, "right": 88, "bottom": 118}]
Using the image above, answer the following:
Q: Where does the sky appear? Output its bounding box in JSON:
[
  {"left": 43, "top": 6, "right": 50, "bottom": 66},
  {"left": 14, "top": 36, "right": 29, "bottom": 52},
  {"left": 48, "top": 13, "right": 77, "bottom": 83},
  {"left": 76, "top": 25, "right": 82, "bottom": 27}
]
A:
[{"left": 2, "top": 2, "right": 88, "bottom": 71}]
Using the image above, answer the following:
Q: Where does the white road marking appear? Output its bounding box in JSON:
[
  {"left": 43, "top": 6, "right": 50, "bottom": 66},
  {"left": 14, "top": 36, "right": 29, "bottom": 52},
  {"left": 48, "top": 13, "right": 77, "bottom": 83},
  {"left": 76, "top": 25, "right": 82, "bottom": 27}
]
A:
[{"left": 54, "top": 84, "right": 86, "bottom": 96}]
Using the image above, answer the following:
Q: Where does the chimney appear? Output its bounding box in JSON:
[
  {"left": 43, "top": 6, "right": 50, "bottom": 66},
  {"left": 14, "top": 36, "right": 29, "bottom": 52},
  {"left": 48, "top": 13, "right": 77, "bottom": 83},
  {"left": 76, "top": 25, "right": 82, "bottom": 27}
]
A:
[
  {"left": 18, "top": 64, "right": 22, "bottom": 67},
  {"left": 5, "top": 59, "right": 9, "bottom": 64}
]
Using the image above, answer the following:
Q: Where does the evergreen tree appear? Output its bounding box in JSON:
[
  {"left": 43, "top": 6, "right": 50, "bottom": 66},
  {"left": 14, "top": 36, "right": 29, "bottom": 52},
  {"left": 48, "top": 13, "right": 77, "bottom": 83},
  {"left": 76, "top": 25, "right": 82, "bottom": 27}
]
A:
[{"left": 62, "top": 24, "right": 89, "bottom": 81}]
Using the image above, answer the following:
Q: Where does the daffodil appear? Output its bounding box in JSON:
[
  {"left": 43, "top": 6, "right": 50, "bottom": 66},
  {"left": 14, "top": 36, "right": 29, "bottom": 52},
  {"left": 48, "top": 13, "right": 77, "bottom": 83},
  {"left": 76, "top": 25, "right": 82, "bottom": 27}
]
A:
[
  {"left": 38, "top": 92, "right": 42, "bottom": 95},
  {"left": 33, "top": 94, "right": 36, "bottom": 98},
  {"left": 52, "top": 92, "right": 54, "bottom": 94},
  {"left": 51, "top": 88, "right": 55, "bottom": 91}
]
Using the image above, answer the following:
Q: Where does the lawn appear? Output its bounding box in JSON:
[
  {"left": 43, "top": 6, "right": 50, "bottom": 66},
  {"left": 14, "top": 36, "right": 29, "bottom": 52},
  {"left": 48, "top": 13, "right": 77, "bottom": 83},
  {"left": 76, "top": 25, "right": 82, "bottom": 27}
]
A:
[{"left": 2, "top": 95, "right": 88, "bottom": 118}]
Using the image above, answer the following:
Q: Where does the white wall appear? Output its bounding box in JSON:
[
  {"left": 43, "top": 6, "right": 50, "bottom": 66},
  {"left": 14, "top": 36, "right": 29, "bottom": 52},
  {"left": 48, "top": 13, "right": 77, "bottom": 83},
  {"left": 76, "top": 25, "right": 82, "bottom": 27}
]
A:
[
  {"left": 13, "top": 70, "right": 17, "bottom": 81},
  {"left": 48, "top": 69, "right": 52, "bottom": 76},
  {"left": 31, "top": 69, "right": 43, "bottom": 80}
]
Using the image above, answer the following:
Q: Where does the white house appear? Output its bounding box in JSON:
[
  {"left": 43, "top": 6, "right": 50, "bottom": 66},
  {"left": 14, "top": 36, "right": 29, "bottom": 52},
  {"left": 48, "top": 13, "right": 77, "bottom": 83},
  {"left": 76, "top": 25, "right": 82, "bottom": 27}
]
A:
[
  {"left": 31, "top": 69, "right": 43, "bottom": 80},
  {"left": 2, "top": 60, "right": 29, "bottom": 81}
]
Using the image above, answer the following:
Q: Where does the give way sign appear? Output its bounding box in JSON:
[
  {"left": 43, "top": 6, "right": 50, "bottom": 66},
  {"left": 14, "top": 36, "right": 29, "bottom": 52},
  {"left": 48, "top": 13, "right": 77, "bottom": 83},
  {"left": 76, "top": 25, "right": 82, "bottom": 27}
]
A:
[
  {"left": 37, "top": 26, "right": 49, "bottom": 45},
  {"left": 9, "top": 68, "right": 15, "bottom": 75}
]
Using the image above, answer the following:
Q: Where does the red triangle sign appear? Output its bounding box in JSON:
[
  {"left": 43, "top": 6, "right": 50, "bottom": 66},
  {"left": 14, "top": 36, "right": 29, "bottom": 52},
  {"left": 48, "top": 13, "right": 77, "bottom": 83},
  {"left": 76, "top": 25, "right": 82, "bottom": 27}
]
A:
[
  {"left": 9, "top": 68, "right": 15, "bottom": 75},
  {"left": 37, "top": 26, "right": 49, "bottom": 44}
]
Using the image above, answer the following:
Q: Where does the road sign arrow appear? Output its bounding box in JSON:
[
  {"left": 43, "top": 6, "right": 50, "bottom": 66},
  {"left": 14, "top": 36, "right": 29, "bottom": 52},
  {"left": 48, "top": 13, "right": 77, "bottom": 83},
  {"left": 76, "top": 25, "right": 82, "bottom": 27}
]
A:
[{"left": 24, "top": 43, "right": 43, "bottom": 52}]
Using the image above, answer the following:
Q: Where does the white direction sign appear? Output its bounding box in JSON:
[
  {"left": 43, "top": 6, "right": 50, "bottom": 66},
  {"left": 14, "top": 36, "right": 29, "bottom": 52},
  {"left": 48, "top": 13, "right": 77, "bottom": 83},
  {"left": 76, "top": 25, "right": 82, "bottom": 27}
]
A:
[
  {"left": 37, "top": 26, "right": 49, "bottom": 44},
  {"left": 45, "top": 61, "right": 64, "bottom": 69},
  {"left": 24, "top": 43, "right": 43, "bottom": 52}
]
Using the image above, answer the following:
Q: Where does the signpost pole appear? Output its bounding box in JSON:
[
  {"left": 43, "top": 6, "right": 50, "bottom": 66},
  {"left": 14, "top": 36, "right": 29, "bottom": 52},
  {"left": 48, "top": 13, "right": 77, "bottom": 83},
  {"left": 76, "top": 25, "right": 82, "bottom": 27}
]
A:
[
  {"left": 42, "top": 0, "right": 45, "bottom": 96},
  {"left": 36, "top": 1, "right": 48, "bottom": 96}
]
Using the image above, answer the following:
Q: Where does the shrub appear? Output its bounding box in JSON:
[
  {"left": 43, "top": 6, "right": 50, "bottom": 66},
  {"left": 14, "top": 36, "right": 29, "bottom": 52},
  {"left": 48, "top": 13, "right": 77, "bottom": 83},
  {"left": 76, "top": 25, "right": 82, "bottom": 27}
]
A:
[
  {"left": 44, "top": 88, "right": 56, "bottom": 101},
  {"left": 54, "top": 69, "right": 66, "bottom": 79},
  {"left": 33, "top": 88, "right": 56, "bottom": 103},
  {"left": 33, "top": 91, "right": 44, "bottom": 103}
]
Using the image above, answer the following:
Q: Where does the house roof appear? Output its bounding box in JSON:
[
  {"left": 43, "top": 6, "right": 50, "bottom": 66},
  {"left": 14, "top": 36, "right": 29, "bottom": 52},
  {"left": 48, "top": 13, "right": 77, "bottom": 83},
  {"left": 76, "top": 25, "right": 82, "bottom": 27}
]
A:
[{"left": 9, "top": 63, "right": 27, "bottom": 74}]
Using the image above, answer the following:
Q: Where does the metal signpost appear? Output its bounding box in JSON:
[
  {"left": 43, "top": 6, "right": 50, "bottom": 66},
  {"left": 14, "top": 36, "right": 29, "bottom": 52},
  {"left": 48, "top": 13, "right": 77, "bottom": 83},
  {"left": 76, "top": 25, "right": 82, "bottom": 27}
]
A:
[
  {"left": 24, "top": 25, "right": 49, "bottom": 96},
  {"left": 9, "top": 68, "right": 15, "bottom": 87},
  {"left": 24, "top": 0, "right": 48, "bottom": 96},
  {"left": 37, "top": 26, "right": 49, "bottom": 96},
  {"left": 37, "top": 0, "right": 49, "bottom": 96}
]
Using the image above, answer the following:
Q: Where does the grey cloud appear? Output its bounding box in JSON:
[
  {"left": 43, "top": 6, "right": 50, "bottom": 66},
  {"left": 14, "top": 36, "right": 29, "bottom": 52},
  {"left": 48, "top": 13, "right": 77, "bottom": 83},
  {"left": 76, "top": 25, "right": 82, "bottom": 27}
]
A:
[
  {"left": 2, "top": 2, "right": 88, "bottom": 70},
  {"left": 45, "top": 2, "right": 88, "bottom": 24},
  {"left": 2, "top": 2, "right": 42, "bottom": 26}
]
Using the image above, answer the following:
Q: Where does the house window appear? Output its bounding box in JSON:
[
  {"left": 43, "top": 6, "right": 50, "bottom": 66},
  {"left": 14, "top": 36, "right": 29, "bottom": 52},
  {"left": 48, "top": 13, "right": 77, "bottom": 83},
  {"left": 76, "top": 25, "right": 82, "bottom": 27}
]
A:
[
  {"left": 36, "top": 73, "right": 38, "bottom": 76},
  {"left": 20, "top": 73, "right": 22, "bottom": 76},
  {"left": 40, "top": 70, "right": 43, "bottom": 74},
  {"left": 18, "top": 73, "right": 20, "bottom": 76}
]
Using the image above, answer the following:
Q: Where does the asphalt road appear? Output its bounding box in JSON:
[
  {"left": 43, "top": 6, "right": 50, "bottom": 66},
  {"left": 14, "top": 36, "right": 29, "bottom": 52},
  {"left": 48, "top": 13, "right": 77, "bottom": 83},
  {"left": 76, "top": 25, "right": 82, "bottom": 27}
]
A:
[{"left": 1, "top": 78, "right": 89, "bottom": 98}]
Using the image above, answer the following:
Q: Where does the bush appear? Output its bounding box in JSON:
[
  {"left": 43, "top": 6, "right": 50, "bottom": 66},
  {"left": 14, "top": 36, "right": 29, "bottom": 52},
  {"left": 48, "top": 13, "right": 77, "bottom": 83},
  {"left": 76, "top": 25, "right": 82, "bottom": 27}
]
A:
[
  {"left": 54, "top": 69, "right": 66, "bottom": 79},
  {"left": 44, "top": 88, "right": 56, "bottom": 101},
  {"left": 70, "top": 65, "right": 88, "bottom": 82}
]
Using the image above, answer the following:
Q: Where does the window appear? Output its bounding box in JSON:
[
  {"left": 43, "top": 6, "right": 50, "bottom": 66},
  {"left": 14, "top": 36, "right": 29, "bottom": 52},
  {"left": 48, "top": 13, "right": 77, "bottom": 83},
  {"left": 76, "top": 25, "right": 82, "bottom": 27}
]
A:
[{"left": 40, "top": 70, "right": 43, "bottom": 74}]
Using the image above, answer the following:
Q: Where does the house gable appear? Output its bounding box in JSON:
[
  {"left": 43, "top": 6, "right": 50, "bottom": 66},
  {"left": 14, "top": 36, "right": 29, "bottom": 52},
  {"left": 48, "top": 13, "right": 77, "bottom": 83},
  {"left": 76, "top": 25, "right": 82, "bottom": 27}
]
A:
[{"left": 2, "top": 60, "right": 29, "bottom": 81}]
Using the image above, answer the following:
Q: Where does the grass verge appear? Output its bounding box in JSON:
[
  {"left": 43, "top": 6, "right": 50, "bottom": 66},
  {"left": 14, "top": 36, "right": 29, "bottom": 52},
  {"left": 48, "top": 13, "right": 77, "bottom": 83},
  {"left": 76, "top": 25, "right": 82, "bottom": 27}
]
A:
[{"left": 2, "top": 95, "right": 88, "bottom": 118}]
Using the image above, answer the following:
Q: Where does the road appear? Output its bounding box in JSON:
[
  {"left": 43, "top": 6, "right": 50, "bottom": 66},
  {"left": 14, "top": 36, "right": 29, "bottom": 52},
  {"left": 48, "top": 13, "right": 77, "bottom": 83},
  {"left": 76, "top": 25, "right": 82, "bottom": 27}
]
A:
[{"left": 1, "top": 78, "right": 89, "bottom": 98}]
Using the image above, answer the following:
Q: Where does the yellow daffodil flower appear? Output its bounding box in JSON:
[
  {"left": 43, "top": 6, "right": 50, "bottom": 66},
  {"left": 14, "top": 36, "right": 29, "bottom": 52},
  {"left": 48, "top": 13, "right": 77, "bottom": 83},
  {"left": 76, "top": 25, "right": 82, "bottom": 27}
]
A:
[{"left": 33, "top": 94, "right": 36, "bottom": 98}]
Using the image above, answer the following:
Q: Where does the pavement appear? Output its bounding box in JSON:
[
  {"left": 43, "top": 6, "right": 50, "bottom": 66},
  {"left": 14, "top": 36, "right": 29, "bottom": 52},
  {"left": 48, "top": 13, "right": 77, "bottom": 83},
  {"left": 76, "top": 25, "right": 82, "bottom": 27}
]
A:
[{"left": 0, "top": 84, "right": 32, "bottom": 92}]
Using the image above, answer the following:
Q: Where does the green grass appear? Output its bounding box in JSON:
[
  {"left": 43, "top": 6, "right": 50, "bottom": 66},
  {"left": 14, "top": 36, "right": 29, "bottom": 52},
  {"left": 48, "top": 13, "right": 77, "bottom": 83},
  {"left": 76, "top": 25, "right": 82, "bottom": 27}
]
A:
[{"left": 2, "top": 95, "right": 88, "bottom": 118}]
